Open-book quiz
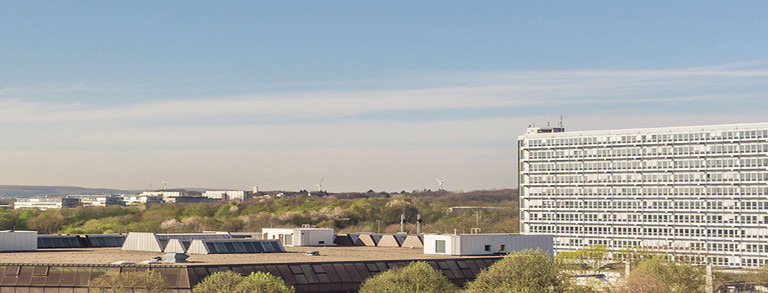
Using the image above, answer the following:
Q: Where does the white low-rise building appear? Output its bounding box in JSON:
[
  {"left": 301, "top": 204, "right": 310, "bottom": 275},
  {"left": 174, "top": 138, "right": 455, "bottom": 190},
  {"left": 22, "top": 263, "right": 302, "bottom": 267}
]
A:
[
  {"left": 14, "top": 196, "right": 80, "bottom": 210},
  {"left": 203, "top": 190, "right": 252, "bottom": 201},
  {"left": 423, "top": 233, "right": 553, "bottom": 256},
  {"left": 122, "top": 195, "right": 164, "bottom": 205},
  {"left": 67, "top": 194, "right": 124, "bottom": 207},
  {"left": 0, "top": 230, "right": 37, "bottom": 252},
  {"left": 262, "top": 228, "right": 335, "bottom": 247}
]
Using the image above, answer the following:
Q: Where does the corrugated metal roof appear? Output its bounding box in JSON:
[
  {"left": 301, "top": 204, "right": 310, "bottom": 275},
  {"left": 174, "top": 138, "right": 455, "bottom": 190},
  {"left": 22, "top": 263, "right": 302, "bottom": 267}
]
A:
[{"left": 0, "top": 257, "right": 501, "bottom": 292}]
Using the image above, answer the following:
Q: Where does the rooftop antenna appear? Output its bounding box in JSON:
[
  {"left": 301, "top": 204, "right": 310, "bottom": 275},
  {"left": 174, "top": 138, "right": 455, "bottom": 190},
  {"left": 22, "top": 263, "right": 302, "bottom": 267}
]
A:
[
  {"left": 435, "top": 179, "right": 445, "bottom": 191},
  {"left": 315, "top": 177, "right": 324, "bottom": 192},
  {"left": 559, "top": 114, "right": 567, "bottom": 128}
]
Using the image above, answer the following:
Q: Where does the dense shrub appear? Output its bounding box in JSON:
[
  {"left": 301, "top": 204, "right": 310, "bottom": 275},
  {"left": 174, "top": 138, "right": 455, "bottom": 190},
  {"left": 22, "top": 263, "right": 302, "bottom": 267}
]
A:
[
  {"left": 236, "top": 271, "right": 295, "bottom": 293},
  {"left": 193, "top": 270, "right": 294, "bottom": 293},
  {"left": 358, "top": 261, "right": 459, "bottom": 293},
  {"left": 464, "top": 249, "right": 565, "bottom": 293},
  {"left": 192, "top": 270, "right": 243, "bottom": 293},
  {"left": 89, "top": 270, "right": 168, "bottom": 293},
  {"left": 620, "top": 256, "right": 705, "bottom": 293}
]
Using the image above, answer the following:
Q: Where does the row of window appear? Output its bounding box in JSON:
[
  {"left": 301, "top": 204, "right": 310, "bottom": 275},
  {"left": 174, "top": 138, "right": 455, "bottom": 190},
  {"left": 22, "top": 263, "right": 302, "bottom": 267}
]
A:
[
  {"left": 528, "top": 213, "right": 762, "bottom": 225},
  {"left": 526, "top": 186, "right": 768, "bottom": 197},
  {"left": 527, "top": 158, "right": 768, "bottom": 171},
  {"left": 531, "top": 225, "right": 752, "bottom": 238},
  {"left": 526, "top": 143, "right": 768, "bottom": 159},
  {"left": 527, "top": 173, "right": 768, "bottom": 186},
  {"left": 526, "top": 199, "right": 768, "bottom": 210}
]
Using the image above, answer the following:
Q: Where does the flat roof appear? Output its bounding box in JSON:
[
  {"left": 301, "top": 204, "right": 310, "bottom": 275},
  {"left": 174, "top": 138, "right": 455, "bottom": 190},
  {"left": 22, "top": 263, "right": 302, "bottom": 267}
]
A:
[
  {"left": 519, "top": 122, "right": 768, "bottom": 139},
  {"left": 0, "top": 246, "right": 498, "bottom": 266}
]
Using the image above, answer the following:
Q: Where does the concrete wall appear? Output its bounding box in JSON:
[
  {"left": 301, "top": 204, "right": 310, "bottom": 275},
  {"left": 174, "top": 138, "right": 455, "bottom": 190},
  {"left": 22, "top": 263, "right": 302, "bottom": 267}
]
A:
[
  {"left": 424, "top": 234, "right": 553, "bottom": 256},
  {"left": 263, "top": 228, "right": 334, "bottom": 246},
  {"left": 122, "top": 232, "right": 164, "bottom": 252},
  {"left": 0, "top": 231, "right": 37, "bottom": 252},
  {"left": 297, "top": 229, "right": 334, "bottom": 246}
]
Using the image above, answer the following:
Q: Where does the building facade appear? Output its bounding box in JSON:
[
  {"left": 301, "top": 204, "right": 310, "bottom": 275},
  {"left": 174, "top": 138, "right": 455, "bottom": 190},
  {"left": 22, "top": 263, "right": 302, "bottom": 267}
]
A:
[
  {"left": 423, "top": 234, "right": 553, "bottom": 256},
  {"left": 518, "top": 122, "right": 768, "bottom": 268},
  {"left": 66, "top": 194, "right": 124, "bottom": 207},
  {"left": 203, "top": 190, "right": 252, "bottom": 201},
  {"left": 14, "top": 196, "right": 80, "bottom": 210},
  {"left": 141, "top": 191, "right": 185, "bottom": 202},
  {"left": 122, "top": 195, "right": 165, "bottom": 205},
  {"left": 262, "top": 228, "right": 335, "bottom": 246}
]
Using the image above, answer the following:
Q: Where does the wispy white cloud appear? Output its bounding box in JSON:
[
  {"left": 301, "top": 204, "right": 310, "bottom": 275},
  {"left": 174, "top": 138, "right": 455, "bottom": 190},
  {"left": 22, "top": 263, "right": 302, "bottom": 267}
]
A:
[
  {"left": 1, "top": 65, "right": 765, "bottom": 125},
  {"left": 0, "top": 65, "right": 765, "bottom": 190}
]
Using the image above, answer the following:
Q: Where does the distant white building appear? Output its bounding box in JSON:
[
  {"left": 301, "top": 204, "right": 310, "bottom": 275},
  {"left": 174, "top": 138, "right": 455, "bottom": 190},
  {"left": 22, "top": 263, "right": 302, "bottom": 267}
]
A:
[
  {"left": 423, "top": 233, "right": 553, "bottom": 256},
  {"left": 67, "top": 194, "right": 124, "bottom": 207},
  {"left": 203, "top": 190, "right": 252, "bottom": 201},
  {"left": 166, "top": 196, "right": 220, "bottom": 204},
  {"left": 262, "top": 228, "right": 335, "bottom": 247},
  {"left": 14, "top": 196, "right": 80, "bottom": 210},
  {"left": 141, "top": 191, "right": 185, "bottom": 202}
]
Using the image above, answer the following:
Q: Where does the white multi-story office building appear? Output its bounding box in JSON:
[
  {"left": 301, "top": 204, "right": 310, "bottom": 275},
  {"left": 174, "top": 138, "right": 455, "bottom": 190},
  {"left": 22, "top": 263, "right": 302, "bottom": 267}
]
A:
[
  {"left": 518, "top": 122, "right": 768, "bottom": 268},
  {"left": 14, "top": 196, "right": 81, "bottom": 210},
  {"left": 140, "top": 191, "right": 185, "bottom": 202},
  {"left": 122, "top": 195, "right": 164, "bottom": 205},
  {"left": 203, "top": 190, "right": 252, "bottom": 201}
]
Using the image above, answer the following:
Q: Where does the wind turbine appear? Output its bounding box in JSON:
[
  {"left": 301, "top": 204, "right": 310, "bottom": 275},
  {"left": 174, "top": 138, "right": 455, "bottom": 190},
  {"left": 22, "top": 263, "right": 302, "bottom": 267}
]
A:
[
  {"left": 315, "top": 177, "right": 324, "bottom": 192},
  {"left": 435, "top": 179, "right": 445, "bottom": 191},
  {"left": 160, "top": 176, "right": 170, "bottom": 191}
]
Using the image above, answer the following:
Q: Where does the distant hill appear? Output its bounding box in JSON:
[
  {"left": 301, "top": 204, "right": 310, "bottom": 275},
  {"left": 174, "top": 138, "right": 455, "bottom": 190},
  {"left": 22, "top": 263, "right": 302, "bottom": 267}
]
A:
[{"left": 0, "top": 185, "right": 140, "bottom": 198}]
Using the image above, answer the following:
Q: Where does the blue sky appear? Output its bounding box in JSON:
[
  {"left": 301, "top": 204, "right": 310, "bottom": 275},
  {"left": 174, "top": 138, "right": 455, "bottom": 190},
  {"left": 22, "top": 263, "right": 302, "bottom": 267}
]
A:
[{"left": 1, "top": 2, "right": 767, "bottom": 191}]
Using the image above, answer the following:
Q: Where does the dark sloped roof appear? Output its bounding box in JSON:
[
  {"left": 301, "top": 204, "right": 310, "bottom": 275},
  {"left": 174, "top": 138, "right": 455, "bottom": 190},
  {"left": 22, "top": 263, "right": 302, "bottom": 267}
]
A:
[
  {"left": 0, "top": 257, "right": 502, "bottom": 292},
  {"left": 333, "top": 234, "right": 356, "bottom": 246},
  {"left": 85, "top": 234, "right": 126, "bottom": 247},
  {"left": 37, "top": 235, "right": 81, "bottom": 249}
]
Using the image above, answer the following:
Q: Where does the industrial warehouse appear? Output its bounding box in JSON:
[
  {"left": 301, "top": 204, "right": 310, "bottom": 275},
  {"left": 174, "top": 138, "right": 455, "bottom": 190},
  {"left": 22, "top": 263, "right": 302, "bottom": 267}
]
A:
[{"left": 0, "top": 228, "right": 552, "bottom": 292}]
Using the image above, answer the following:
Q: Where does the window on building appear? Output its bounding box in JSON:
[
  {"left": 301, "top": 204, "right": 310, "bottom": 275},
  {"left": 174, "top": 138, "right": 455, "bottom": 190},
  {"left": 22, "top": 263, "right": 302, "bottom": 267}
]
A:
[
  {"left": 484, "top": 245, "right": 491, "bottom": 251},
  {"left": 436, "top": 240, "right": 446, "bottom": 253}
]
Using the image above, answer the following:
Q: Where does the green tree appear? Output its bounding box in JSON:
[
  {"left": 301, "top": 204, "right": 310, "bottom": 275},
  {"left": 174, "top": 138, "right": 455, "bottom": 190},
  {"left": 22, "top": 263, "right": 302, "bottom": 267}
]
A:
[
  {"left": 735, "top": 264, "right": 768, "bottom": 283},
  {"left": 464, "top": 249, "right": 565, "bottom": 293},
  {"left": 27, "top": 211, "right": 67, "bottom": 234},
  {"left": 621, "top": 256, "right": 705, "bottom": 293},
  {"left": 192, "top": 270, "right": 244, "bottom": 293},
  {"left": 556, "top": 245, "right": 611, "bottom": 275},
  {"left": 0, "top": 212, "right": 16, "bottom": 230},
  {"left": 193, "top": 270, "right": 294, "bottom": 293},
  {"left": 235, "top": 271, "right": 295, "bottom": 293},
  {"left": 358, "top": 261, "right": 459, "bottom": 293},
  {"left": 89, "top": 269, "right": 168, "bottom": 293}
]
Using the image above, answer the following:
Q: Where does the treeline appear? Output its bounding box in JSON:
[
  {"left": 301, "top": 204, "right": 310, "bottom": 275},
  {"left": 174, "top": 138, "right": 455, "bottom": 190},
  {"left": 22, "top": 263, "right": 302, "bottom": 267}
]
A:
[{"left": 0, "top": 189, "right": 518, "bottom": 234}]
